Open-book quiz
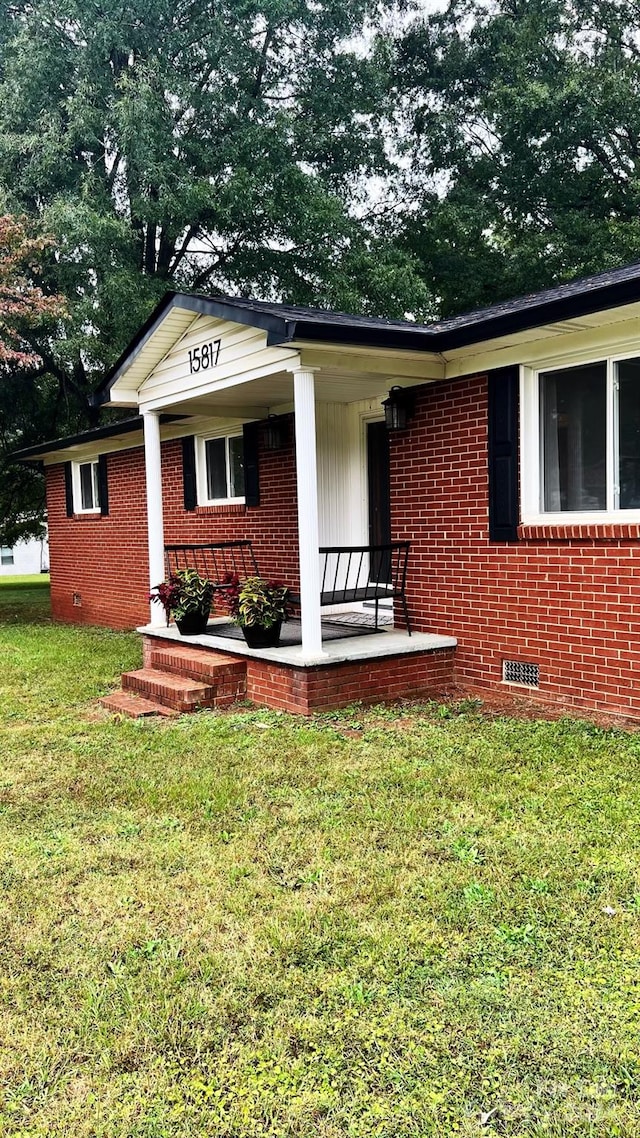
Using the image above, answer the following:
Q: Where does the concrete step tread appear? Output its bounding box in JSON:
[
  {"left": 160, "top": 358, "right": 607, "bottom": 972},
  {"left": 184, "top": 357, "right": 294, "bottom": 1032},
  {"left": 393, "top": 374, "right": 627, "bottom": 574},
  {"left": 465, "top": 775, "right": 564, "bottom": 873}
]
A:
[{"left": 100, "top": 691, "right": 179, "bottom": 719}]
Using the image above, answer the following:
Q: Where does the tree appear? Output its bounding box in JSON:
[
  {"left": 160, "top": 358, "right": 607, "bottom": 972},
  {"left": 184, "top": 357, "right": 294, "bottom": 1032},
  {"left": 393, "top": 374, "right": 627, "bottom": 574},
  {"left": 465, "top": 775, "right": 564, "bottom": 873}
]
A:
[
  {"left": 394, "top": 0, "right": 640, "bottom": 314},
  {"left": 0, "top": 0, "right": 434, "bottom": 537},
  {"left": 0, "top": 215, "right": 66, "bottom": 545},
  {"left": 0, "top": 0, "right": 430, "bottom": 400},
  {"left": 0, "top": 215, "right": 64, "bottom": 366}
]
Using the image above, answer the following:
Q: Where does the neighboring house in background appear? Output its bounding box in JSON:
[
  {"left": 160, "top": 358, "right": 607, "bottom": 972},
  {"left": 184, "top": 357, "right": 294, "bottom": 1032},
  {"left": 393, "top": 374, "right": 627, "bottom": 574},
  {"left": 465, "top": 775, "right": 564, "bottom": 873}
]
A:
[
  {"left": 13, "top": 262, "right": 640, "bottom": 717},
  {"left": 0, "top": 533, "right": 49, "bottom": 576}
]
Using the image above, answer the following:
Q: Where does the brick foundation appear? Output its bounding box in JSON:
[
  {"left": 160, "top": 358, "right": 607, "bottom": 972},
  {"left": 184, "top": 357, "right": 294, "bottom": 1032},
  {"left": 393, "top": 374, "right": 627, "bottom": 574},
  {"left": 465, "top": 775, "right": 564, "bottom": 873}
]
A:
[
  {"left": 244, "top": 647, "right": 456, "bottom": 714},
  {"left": 140, "top": 635, "right": 456, "bottom": 715}
]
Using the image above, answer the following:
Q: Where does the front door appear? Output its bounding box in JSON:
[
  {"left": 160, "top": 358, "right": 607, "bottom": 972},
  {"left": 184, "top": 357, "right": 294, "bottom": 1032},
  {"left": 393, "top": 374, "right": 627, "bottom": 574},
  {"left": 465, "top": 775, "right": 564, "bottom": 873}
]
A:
[{"left": 367, "top": 420, "right": 391, "bottom": 582}]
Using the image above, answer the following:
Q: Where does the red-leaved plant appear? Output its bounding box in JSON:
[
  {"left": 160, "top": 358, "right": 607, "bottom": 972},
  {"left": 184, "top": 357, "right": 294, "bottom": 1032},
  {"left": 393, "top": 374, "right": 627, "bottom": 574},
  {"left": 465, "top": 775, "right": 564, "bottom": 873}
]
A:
[
  {"left": 149, "top": 569, "right": 214, "bottom": 625},
  {"left": 221, "top": 573, "right": 290, "bottom": 630}
]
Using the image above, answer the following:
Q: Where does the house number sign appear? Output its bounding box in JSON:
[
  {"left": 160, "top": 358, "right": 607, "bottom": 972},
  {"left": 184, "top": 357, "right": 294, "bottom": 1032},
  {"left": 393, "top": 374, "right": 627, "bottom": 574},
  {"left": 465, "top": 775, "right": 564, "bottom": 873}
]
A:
[{"left": 188, "top": 338, "right": 221, "bottom": 374}]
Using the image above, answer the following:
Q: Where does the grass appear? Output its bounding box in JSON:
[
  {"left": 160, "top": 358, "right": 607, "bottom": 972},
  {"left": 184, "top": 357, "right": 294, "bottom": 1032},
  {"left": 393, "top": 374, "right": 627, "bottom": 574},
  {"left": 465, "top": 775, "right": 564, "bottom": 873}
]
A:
[{"left": 1, "top": 576, "right": 640, "bottom": 1136}]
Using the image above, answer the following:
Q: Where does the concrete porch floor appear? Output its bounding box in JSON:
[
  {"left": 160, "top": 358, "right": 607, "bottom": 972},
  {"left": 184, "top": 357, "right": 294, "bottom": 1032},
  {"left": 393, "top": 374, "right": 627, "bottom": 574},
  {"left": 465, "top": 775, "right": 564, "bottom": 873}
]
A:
[{"left": 138, "top": 615, "right": 457, "bottom": 667}]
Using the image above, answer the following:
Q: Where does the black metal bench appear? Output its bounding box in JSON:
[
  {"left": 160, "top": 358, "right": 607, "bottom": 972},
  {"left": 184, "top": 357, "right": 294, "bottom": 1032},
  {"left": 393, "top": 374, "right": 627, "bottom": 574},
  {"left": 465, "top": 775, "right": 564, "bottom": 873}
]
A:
[
  {"left": 164, "top": 540, "right": 259, "bottom": 584},
  {"left": 164, "top": 539, "right": 411, "bottom": 634},
  {"left": 317, "top": 542, "right": 411, "bottom": 634}
]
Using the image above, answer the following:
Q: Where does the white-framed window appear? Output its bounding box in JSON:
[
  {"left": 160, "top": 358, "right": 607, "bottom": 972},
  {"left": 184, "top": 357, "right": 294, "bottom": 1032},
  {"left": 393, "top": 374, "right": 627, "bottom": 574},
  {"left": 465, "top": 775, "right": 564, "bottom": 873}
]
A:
[
  {"left": 521, "top": 354, "right": 640, "bottom": 522},
  {"left": 72, "top": 460, "right": 101, "bottom": 513},
  {"left": 0, "top": 547, "right": 14, "bottom": 566},
  {"left": 196, "top": 433, "right": 245, "bottom": 505}
]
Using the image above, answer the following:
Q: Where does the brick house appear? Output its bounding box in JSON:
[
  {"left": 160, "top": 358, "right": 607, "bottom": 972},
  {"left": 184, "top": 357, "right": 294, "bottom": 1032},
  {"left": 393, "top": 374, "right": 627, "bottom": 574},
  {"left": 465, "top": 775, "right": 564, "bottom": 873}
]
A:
[{"left": 15, "top": 263, "right": 640, "bottom": 716}]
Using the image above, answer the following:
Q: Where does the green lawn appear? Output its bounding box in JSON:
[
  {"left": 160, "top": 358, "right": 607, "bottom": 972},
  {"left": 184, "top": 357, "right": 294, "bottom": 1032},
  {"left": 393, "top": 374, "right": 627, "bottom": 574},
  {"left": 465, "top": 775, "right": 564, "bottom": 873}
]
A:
[{"left": 1, "top": 577, "right": 640, "bottom": 1136}]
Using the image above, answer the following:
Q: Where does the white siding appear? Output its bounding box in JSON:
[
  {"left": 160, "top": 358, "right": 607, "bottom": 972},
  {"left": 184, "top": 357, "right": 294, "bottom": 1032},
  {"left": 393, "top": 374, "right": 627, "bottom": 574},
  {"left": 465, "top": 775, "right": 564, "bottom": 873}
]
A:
[
  {"left": 138, "top": 316, "right": 298, "bottom": 410},
  {"left": 316, "top": 402, "right": 365, "bottom": 549},
  {"left": 0, "top": 536, "right": 49, "bottom": 576}
]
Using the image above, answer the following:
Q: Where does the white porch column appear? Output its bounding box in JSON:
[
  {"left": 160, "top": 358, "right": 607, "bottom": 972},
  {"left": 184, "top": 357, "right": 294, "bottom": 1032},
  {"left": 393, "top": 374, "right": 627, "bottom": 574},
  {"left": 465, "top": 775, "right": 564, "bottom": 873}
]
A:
[
  {"left": 142, "top": 410, "right": 166, "bottom": 625},
  {"left": 292, "top": 367, "right": 324, "bottom": 657}
]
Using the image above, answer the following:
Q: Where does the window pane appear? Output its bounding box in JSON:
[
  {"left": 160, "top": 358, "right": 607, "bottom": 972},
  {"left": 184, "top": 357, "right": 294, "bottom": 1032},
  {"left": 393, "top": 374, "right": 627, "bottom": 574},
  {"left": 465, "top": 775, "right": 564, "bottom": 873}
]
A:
[
  {"left": 92, "top": 462, "right": 101, "bottom": 509},
  {"left": 80, "top": 463, "right": 95, "bottom": 510},
  {"left": 618, "top": 358, "right": 640, "bottom": 509},
  {"left": 205, "top": 438, "right": 227, "bottom": 500},
  {"left": 1, "top": 547, "right": 13, "bottom": 565},
  {"left": 228, "top": 436, "right": 245, "bottom": 498},
  {"left": 540, "top": 363, "right": 607, "bottom": 511}
]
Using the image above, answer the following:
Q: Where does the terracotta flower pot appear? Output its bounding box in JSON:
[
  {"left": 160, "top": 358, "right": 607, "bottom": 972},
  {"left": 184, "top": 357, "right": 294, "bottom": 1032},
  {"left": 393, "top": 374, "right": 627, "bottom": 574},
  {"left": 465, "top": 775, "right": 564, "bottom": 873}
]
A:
[
  {"left": 175, "top": 608, "right": 210, "bottom": 636},
  {"left": 241, "top": 621, "right": 282, "bottom": 648}
]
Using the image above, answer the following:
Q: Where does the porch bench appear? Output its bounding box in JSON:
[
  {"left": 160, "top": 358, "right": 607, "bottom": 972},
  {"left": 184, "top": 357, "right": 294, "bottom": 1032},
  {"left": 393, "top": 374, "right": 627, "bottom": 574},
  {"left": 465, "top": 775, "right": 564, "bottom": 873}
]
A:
[
  {"left": 164, "top": 539, "right": 412, "bottom": 634},
  {"left": 164, "top": 540, "right": 259, "bottom": 589},
  {"left": 290, "top": 542, "right": 412, "bottom": 634}
]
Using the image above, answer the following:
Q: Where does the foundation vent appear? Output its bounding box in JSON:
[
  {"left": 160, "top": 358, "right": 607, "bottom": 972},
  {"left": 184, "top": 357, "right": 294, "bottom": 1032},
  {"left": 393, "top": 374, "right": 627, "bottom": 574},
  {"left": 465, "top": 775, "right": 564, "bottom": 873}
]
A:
[{"left": 502, "top": 660, "right": 539, "bottom": 687}]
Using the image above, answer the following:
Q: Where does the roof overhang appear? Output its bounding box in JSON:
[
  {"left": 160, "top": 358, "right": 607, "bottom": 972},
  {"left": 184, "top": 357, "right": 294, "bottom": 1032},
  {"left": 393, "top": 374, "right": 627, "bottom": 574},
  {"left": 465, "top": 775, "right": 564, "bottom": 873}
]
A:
[
  {"left": 96, "top": 264, "right": 640, "bottom": 410},
  {"left": 17, "top": 260, "right": 640, "bottom": 462},
  {"left": 11, "top": 414, "right": 183, "bottom": 465},
  {"left": 432, "top": 270, "right": 640, "bottom": 352},
  {"left": 95, "top": 292, "right": 445, "bottom": 407}
]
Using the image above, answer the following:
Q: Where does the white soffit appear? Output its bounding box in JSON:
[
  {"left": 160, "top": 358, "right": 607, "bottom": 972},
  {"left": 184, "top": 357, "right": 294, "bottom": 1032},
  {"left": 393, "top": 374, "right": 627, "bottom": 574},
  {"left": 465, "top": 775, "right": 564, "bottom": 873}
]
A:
[
  {"left": 107, "top": 295, "right": 640, "bottom": 407},
  {"left": 443, "top": 300, "right": 640, "bottom": 377},
  {"left": 107, "top": 308, "right": 212, "bottom": 403},
  {"left": 40, "top": 431, "right": 144, "bottom": 466},
  {"left": 110, "top": 310, "right": 447, "bottom": 413}
]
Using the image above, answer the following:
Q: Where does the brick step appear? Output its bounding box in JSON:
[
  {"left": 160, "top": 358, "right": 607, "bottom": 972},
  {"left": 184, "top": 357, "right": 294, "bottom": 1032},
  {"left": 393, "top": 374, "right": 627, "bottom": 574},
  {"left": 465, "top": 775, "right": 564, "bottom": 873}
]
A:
[
  {"left": 122, "top": 668, "right": 217, "bottom": 712},
  {"left": 99, "top": 691, "right": 179, "bottom": 719},
  {"left": 100, "top": 644, "right": 249, "bottom": 720},
  {"left": 149, "top": 644, "right": 246, "bottom": 684}
]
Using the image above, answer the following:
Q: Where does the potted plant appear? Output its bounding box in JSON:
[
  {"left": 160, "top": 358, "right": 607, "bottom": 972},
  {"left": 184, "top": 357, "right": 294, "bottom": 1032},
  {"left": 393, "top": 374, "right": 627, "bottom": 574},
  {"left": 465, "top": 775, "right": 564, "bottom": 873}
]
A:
[
  {"left": 149, "top": 568, "right": 214, "bottom": 636},
  {"left": 221, "top": 573, "right": 290, "bottom": 648}
]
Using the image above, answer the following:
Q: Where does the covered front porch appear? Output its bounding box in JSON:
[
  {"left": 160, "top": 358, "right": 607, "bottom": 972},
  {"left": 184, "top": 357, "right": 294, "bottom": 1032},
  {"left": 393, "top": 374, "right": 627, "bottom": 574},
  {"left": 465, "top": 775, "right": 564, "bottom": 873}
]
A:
[{"left": 103, "top": 292, "right": 457, "bottom": 712}]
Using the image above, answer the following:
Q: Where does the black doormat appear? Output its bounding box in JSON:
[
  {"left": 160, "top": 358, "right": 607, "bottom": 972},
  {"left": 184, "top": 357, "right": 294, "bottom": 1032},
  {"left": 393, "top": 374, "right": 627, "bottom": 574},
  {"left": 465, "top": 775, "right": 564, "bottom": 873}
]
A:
[{"left": 203, "top": 619, "right": 380, "bottom": 648}]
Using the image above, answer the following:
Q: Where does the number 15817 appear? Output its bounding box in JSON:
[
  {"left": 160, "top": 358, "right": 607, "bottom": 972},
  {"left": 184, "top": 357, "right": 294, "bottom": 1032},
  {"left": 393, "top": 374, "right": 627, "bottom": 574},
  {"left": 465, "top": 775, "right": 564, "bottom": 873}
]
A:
[{"left": 188, "top": 339, "right": 221, "bottom": 373}]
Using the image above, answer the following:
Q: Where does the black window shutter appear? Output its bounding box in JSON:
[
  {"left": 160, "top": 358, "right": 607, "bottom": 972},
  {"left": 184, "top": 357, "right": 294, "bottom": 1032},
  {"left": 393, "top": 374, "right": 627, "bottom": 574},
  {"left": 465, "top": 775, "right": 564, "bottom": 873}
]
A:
[
  {"left": 243, "top": 421, "right": 260, "bottom": 507},
  {"left": 98, "top": 454, "right": 109, "bottom": 516},
  {"left": 64, "top": 462, "right": 74, "bottom": 517},
  {"left": 488, "top": 365, "right": 520, "bottom": 542},
  {"left": 182, "top": 436, "right": 197, "bottom": 511}
]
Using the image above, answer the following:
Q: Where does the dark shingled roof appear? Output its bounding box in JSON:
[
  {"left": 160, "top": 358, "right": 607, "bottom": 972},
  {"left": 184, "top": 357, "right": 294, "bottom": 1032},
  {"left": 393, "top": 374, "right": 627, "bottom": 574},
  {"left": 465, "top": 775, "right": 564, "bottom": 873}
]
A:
[
  {"left": 431, "top": 260, "right": 640, "bottom": 337},
  {"left": 168, "top": 261, "right": 640, "bottom": 336},
  {"left": 95, "top": 259, "right": 640, "bottom": 403},
  {"left": 12, "top": 414, "right": 182, "bottom": 462},
  {"left": 15, "top": 259, "right": 640, "bottom": 460}
]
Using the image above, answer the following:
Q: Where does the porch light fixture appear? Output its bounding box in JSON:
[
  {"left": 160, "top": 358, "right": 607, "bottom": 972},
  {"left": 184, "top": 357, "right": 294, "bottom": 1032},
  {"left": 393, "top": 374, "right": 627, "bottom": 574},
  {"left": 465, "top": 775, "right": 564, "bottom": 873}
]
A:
[
  {"left": 263, "top": 414, "right": 288, "bottom": 451},
  {"left": 383, "top": 386, "right": 416, "bottom": 431}
]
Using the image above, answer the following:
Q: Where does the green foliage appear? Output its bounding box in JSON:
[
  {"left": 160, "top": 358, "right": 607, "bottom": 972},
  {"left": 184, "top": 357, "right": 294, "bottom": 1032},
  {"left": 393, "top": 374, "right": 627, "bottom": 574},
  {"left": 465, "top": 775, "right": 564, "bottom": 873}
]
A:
[
  {"left": 9, "top": 0, "right": 640, "bottom": 535},
  {"left": 0, "top": 0, "right": 432, "bottom": 537},
  {"left": 395, "top": 0, "right": 640, "bottom": 314},
  {"left": 224, "top": 574, "right": 291, "bottom": 629},
  {"left": 0, "top": 215, "right": 66, "bottom": 545},
  {"left": 0, "top": 0, "right": 429, "bottom": 375},
  {"left": 149, "top": 569, "right": 214, "bottom": 623}
]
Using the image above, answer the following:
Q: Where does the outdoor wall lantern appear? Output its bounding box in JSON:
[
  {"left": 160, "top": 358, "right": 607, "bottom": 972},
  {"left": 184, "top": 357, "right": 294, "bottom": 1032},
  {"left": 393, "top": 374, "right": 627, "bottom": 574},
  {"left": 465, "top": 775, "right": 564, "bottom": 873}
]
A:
[
  {"left": 263, "top": 414, "right": 288, "bottom": 451},
  {"left": 383, "top": 386, "right": 416, "bottom": 431}
]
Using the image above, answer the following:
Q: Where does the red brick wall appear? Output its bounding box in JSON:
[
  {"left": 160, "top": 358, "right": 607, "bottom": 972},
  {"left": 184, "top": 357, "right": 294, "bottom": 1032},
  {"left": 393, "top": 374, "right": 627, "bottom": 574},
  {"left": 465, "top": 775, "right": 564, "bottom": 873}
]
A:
[
  {"left": 47, "top": 381, "right": 640, "bottom": 719},
  {"left": 161, "top": 433, "right": 299, "bottom": 585},
  {"left": 245, "top": 648, "right": 456, "bottom": 714},
  {"left": 390, "top": 374, "right": 640, "bottom": 719},
  {"left": 47, "top": 448, "right": 150, "bottom": 628},
  {"left": 47, "top": 423, "right": 299, "bottom": 629}
]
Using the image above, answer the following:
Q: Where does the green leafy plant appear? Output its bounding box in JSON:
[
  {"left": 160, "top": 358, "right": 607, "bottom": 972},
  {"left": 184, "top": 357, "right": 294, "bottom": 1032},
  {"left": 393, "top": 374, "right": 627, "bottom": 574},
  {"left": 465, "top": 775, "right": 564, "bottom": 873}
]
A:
[
  {"left": 222, "top": 574, "right": 290, "bottom": 630},
  {"left": 149, "top": 569, "right": 214, "bottom": 625}
]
